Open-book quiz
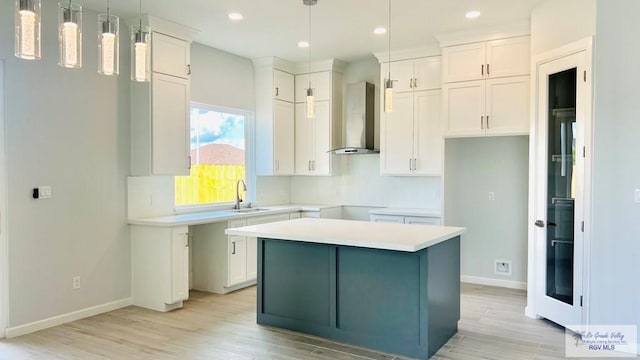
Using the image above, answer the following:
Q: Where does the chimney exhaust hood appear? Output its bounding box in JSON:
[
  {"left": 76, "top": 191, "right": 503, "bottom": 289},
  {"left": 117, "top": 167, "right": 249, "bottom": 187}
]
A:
[{"left": 330, "top": 82, "right": 379, "bottom": 155}]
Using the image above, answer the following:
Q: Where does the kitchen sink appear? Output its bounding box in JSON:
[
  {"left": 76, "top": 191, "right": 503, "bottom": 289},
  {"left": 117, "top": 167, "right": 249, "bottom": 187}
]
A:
[{"left": 230, "top": 208, "right": 271, "bottom": 213}]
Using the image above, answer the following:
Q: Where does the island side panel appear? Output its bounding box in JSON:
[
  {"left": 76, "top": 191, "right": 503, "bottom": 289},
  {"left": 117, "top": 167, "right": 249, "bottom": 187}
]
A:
[
  {"left": 426, "top": 236, "right": 461, "bottom": 357},
  {"left": 335, "top": 246, "right": 427, "bottom": 358},
  {"left": 258, "top": 238, "right": 334, "bottom": 337}
]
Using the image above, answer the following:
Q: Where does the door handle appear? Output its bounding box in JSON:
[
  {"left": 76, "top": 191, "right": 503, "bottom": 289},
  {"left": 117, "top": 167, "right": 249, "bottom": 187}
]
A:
[
  {"left": 535, "top": 220, "right": 545, "bottom": 228},
  {"left": 413, "top": 78, "right": 418, "bottom": 88},
  {"left": 187, "top": 65, "right": 191, "bottom": 75},
  {"left": 232, "top": 241, "right": 236, "bottom": 255},
  {"left": 275, "top": 87, "right": 279, "bottom": 97},
  {"left": 481, "top": 116, "right": 484, "bottom": 129},
  {"left": 548, "top": 222, "right": 557, "bottom": 227},
  {"left": 486, "top": 115, "right": 490, "bottom": 129},
  {"left": 487, "top": 63, "right": 490, "bottom": 76},
  {"left": 481, "top": 64, "right": 484, "bottom": 76}
]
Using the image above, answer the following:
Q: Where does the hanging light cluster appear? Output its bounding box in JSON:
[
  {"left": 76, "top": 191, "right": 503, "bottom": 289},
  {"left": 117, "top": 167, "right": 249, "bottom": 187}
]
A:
[{"left": 14, "top": 0, "right": 150, "bottom": 83}]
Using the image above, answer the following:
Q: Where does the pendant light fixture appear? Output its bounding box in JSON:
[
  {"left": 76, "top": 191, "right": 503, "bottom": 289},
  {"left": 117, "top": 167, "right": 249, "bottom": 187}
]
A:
[
  {"left": 58, "top": 0, "right": 82, "bottom": 68},
  {"left": 98, "top": 0, "right": 119, "bottom": 76},
  {"left": 15, "top": 0, "right": 41, "bottom": 60},
  {"left": 304, "top": 0, "right": 317, "bottom": 119},
  {"left": 131, "top": 0, "right": 150, "bottom": 82},
  {"left": 384, "top": 0, "right": 394, "bottom": 113}
]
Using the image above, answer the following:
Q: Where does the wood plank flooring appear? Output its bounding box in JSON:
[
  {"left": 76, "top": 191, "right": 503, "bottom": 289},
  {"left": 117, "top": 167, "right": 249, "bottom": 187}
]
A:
[{"left": 0, "top": 283, "right": 628, "bottom": 359}]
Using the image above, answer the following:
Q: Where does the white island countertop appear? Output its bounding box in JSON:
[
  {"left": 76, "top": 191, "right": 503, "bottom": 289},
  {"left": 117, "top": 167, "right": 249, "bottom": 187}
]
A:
[{"left": 225, "top": 218, "right": 466, "bottom": 252}]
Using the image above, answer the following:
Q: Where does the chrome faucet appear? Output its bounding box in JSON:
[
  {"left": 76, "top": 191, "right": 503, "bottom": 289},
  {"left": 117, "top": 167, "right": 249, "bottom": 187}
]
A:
[{"left": 235, "top": 179, "right": 247, "bottom": 209}]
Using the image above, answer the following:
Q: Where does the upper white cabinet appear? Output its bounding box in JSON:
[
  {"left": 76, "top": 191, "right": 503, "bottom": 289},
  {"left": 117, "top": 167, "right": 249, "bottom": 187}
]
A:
[
  {"left": 274, "top": 69, "right": 294, "bottom": 102},
  {"left": 152, "top": 32, "right": 191, "bottom": 79},
  {"left": 381, "top": 90, "right": 442, "bottom": 175},
  {"left": 295, "top": 71, "right": 331, "bottom": 102},
  {"left": 254, "top": 60, "right": 296, "bottom": 176},
  {"left": 131, "top": 24, "right": 192, "bottom": 176},
  {"left": 383, "top": 57, "right": 441, "bottom": 93},
  {"left": 442, "top": 36, "right": 530, "bottom": 83},
  {"left": 442, "top": 36, "right": 530, "bottom": 137},
  {"left": 294, "top": 70, "right": 342, "bottom": 176},
  {"left": 379, "top": 56, "right": 442, "bottom": 176}
]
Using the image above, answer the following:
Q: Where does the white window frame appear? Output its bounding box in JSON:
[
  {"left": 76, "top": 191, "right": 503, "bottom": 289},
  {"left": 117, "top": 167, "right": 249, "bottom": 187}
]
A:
[{"left": 174, "top": 102, "right": 255, "bottom": 213}]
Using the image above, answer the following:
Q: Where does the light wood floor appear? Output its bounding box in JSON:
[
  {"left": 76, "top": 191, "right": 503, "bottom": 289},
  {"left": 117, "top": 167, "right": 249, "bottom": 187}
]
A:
[{"left": 0, "top": 283, "right": 623, "bottom": 360}]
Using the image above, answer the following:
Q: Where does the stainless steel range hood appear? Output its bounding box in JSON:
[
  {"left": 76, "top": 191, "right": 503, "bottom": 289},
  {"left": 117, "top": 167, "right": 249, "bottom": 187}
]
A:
[{"left": 330, "top": 82, "right": 379, "bottom": 155}]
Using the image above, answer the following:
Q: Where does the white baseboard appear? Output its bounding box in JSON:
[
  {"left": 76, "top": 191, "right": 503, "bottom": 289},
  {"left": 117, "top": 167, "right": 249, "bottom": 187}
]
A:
[
  {"left": 5, "top": 297, "right": 132, "bottom": 338},
  {"left": 461, "top": 275, "right": 527, "bottom": 290}
]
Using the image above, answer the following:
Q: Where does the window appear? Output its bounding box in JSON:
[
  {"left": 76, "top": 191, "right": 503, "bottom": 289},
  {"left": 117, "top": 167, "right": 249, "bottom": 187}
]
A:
[{"left": 175, "top": 103, "right": 252, "bottom": 207}]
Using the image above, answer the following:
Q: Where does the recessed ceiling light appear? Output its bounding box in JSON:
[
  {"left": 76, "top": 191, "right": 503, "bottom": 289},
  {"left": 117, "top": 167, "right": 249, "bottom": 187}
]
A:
[
  {"left": 298, "top": 41, "right": 310, "bottom": 48},
  {"left": 228, "top": 12, "right": 243, "bottom": 21},
  {"left": 373, "top": 27, "right": 387, "bottom": 35},
  {"left": 465, "top": 10, "right": 481, "bottom": 19}
]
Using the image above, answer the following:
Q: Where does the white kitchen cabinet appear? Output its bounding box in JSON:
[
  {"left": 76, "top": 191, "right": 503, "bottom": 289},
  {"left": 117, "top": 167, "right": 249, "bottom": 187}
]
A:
[
  {"left": 131, "top": 225, "right": 189, "bottom": 312},
  {"left": 152, "top": 32, "right": 191, "bottom": 79},
  {"left": 442, "top": 36, "right": 530, "bottom": 83},
  {"left": 381, "top": 57, "right": 441, "bottom": 93},
  {"left": 227, "top": 234, "right": 247, "bottom": 287},
  {"left": 131, "top": 30, "right": 191, "bottom": 176},
  {"left": 443, "top": 76, "right": 530, "bottom": 137},
  {"left": 380, "top": 90, "right": 442, "bottom": 175},
  {"left": 295, "top": 71, "right": 330, "bottom": 102},
  {"left": 295, "top": 101, "right": 334, "bottom": 175},
  {"left": 370, "top": 214, "right": 441, "bottom": 225},
  {"left": 255, "top": 62, "right": 296, "bottom": 176},
  {"left": 274, "top": 69, "right": 294, "bottom": 102},
  {"left": 301, "top": 207, "right": 343, "bottom": 219},
  {"left": 192, "top": 213, "right": 292, "bottom": 294},
  {"left": 273, "top": 100, "right": 295, "bottom": 174},
  {"left": 293, "top": 70, "right": 342, "bottom": 176}
]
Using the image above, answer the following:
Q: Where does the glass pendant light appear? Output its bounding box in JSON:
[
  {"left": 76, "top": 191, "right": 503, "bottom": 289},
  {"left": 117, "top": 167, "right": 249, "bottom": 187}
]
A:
[
  {"left": 15, "top": 0, "right": 41, "bottom": 60},
  {"left": 58, "top": 1, "right": 82, "bottom": 68},
  {"left": 304, "top": 0, "right": 316, "bottom": 119},
  {"left": 98, "top": 0, "right": 119, "bottom": 76},
  {"left": 384, "top": 0, "right": 394, "bottom": 113},
  {"left": 131, "top": 0, "right": 150, "bottom": 82}
]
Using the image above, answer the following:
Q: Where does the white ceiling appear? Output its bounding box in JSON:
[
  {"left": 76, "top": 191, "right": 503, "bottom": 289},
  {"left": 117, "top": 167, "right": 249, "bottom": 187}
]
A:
[{"left": 82, "top": 0, "right": 543, "bottom": 63}]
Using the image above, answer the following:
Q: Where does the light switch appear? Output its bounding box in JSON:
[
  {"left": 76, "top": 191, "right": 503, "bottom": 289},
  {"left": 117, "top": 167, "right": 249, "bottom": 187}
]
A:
[
  {"left": 488, "top": 192, "right": 495, "bottom": 201},
  {"left": 39, "top": 186, "right": 52, "bottom": 199},
  {"left": 635, "top": 189, "right": 640, "bottom": 204}
]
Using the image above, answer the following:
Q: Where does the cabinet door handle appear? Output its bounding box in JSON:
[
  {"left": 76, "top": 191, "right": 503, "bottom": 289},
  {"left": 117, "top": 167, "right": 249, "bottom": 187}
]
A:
[
  {"left": 486, "top": 115, "right": 490, "bottom": 129},
  {"left": 275, "top": 87, "right": 279, "bottom": 97},
  {"left": 481, "top": 64, "right": 484, "bottom": 76},
  {"left": 312, "top": 160, "right": 315, "bottom": 171},
  {"left": 188, "top": 156, "right": 191, "bottom": 170},
  {"left": 480, "top": 116, "right": 484, "bottom": 129},
  {"left": 409, "top": 159, "right": 413, "bottom": 171},
  {"left": 414, "top": 78, "right": 418, "bottom": 88},
  {"left": 487, "top": 63, "right": 490, "bottom": 76},
  {"left": 187, "top": 65, "right": 191, "bottom": 75},
  {"left": 232, "top": 241, "right": 236, "bottom": 255},
  {"left": 409, "top": 79, "right": 413, "bottom": 88}
]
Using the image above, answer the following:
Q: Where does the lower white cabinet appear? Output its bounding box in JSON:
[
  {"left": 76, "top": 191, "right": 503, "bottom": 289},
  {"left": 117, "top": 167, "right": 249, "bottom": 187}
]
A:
[
  {"left": 132, "top": 225, "right": 189, "bottom": 312},
  {"left": 192, "top": 213, "right": 291, "bottom": 294},
  {"left": 370, "top": 214, "right": 441, "bottom": 225}
]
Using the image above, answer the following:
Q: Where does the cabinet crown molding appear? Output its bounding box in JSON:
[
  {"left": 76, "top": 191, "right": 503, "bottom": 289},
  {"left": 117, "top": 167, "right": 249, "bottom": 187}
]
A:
[
  {"left": 125, "top": 15, "right": 199, "bottom": 42},
  {"left": 435, "top": 21, "right": 530, "bottom": 48},
  {"left": 373, "top": 44, "right": 441, "bottom": 63},
  {"left": 253, "top": 57, "right": 346, "bottom": 74}
]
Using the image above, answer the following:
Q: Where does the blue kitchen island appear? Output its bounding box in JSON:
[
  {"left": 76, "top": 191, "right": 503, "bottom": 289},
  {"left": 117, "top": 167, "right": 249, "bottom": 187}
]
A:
[{"left": 226, "top": 218, "right": 466, "bottom": 359}]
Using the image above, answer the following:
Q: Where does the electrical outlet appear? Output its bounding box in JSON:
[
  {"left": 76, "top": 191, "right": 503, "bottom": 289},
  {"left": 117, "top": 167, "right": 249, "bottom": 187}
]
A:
[
  {"left": 635, "top": 189, "right": 640, "bottom": 203},
  {"left": 488, "top": 192, "right": 495, "bottom": 201},
  {"left": 72, "top": 276, "right": 81, "bottom": 290},
  {"left": 494, "top": 260, "right": 511, "bottom": 276}
]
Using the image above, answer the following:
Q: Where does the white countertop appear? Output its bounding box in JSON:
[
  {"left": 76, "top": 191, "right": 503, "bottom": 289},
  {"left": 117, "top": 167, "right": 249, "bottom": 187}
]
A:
[
  {"left": 225, "top": 218, "right": 465, "bottom": 252},
  {"left": 369, "top": 207, "right": 442, "bottom": 217},
  {"left": 128, "top": 204, "right": 340, "bottom": 227}
]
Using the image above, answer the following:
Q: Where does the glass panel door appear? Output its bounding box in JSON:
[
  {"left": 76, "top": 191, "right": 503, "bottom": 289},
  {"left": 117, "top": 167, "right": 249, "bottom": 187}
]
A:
[{"left": 545, "top": 69, "right": 577, "bottom": 305}]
